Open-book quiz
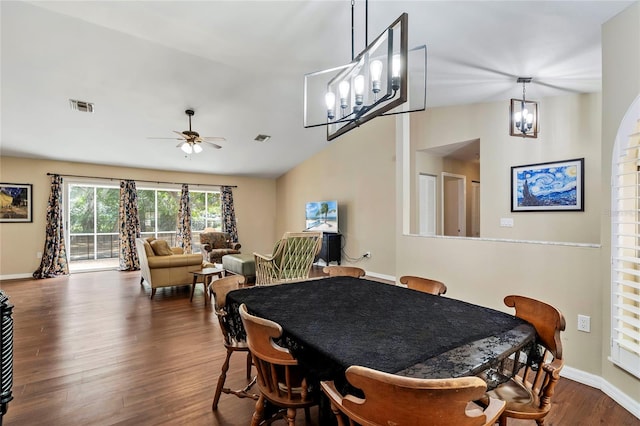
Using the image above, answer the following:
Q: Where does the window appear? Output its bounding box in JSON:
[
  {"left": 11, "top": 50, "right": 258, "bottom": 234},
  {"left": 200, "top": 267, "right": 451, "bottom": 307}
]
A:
[
  {"left": 66, "top": 182, "right": 221, "bottom": 267},
  {"left": 68, "top": 184, "right": 119, "bottom": 262},
  {"left": 137, "top": 188, "right": 180, "bottom": 245},
  {"left": 611, "top": 94, "right": 640, "bottom": 379}
]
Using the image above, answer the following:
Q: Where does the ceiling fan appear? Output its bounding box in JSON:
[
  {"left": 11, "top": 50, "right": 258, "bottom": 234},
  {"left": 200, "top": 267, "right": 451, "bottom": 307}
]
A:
[{"left": 149, "top": 109, "right": 226, "bottom": 154}]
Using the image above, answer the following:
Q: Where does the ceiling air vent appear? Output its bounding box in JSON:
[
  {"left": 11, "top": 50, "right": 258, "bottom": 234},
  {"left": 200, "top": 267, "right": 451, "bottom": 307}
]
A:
[
  {"left": 254, "top": 134, "right": 271, "bottom": 142},
  {"left": 69, "top": 99, "right": 95, "bottom": 113}
]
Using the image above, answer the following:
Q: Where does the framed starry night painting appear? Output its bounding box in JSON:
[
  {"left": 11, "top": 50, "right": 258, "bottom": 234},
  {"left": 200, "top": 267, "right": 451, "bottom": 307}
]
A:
[{"left": 511, "top": 158, "right": 584, "bottom": 212}]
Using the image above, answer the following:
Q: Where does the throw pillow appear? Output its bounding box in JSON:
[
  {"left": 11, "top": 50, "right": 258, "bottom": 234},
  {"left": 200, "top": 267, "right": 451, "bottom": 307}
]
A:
[
  {"left": 150, "top": 239, "right": 174, "bottom": 256},
  {"left": 143, "top": 241, "right": 154, "bottom": 258},
  {"left": 212, "top": 233, "right": 229, "bottom": 249}
]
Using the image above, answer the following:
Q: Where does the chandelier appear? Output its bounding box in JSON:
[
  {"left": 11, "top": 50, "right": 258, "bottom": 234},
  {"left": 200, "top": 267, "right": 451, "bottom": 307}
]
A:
[
  {"left": 303, "top": 3, "right": 426, "bottom": 141},
  {"left": 510, "top": 77, "right": 538, "bottom": 138}
]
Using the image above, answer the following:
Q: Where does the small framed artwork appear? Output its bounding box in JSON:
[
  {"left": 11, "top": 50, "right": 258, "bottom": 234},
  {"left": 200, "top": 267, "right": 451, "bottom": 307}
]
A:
[
  {"left": 511, "top": 158, "right": 584, "bottom": 212},
  {"left": 0, "top": 183, "right": 33, "bottom": 222}
]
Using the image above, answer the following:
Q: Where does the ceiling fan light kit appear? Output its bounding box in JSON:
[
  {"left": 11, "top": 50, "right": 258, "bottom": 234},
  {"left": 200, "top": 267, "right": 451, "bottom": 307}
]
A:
[
  {"left": 303, "top": 1, "right": 426, "bottom": 141},
  {"left": 510, "top": 77, "right": 538, "bottom": 138}
]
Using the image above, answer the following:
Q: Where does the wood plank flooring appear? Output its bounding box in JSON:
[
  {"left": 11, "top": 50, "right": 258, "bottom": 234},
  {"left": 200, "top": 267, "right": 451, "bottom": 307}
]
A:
[{"left": 0, "top": 270, "right": 637, "bottom": 425}]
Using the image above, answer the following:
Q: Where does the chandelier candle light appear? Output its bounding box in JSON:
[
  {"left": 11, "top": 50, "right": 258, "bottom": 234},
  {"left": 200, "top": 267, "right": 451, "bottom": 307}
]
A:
[
  {"left": 510, "top": 77, "right": 538, "bottom": 138},
  {"left": 304, "top": 2, "right": 426, "bottom": 141}
]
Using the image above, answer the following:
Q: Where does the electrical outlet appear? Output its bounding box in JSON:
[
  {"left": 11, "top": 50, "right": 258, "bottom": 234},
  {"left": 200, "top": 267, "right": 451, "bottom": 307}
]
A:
[
  {"left": 363, "top": 251, "right": 371, "bottom": 258},
  {"left": 36, "top": 251, "right": 42, "bottom": 259},
  {"left": 577, "top": 314, "right": 591, "bottom": 332}
]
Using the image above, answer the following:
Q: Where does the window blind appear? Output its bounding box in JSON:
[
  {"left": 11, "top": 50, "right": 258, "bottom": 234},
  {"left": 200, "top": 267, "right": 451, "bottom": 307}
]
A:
[{"left": 611, "top": 102, "right": 640, "bottom": 379}]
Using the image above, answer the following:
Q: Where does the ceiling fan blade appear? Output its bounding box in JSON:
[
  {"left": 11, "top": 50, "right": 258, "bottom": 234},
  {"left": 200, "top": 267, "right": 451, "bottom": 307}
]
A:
[
  {"left": 176, "top": 141, "right": 185, "bottom": 148},
  {"left": 203, "top": 141, "right": 222, "bottom": 149},
  {"left": 202, "top": 136, "right": 226, "bottom": 142},
  {"left": 173, "top": 130, "right": 189, "bottom": 140},
  {"left": 147, "top": 137, "right": 183, "bottom": 140}
]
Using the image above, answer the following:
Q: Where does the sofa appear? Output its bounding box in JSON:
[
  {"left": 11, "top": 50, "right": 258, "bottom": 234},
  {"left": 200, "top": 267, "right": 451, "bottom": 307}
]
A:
[
  {"left": 199, "top": 230, "right": 241, "bottom": 264},
  {"left": 135, "top": 237, "right": 206, "bottom": 299}
]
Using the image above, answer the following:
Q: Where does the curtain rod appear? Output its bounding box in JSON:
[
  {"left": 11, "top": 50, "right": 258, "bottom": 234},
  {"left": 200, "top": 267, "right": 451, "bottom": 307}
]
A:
[{"left": 46, "top": 173, "right": 237, "bottom": 188}]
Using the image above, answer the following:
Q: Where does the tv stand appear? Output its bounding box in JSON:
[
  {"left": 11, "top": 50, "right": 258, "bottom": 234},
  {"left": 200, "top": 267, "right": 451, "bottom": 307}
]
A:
[{"left": 318, "top": 233, "right": 341, "bottom": 265}]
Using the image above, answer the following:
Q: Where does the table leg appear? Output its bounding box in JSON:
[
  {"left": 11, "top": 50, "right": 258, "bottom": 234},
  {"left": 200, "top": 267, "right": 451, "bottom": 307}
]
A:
[
  {"left": 190, "top": 274, "right": 198, "bottom": 302},
  {"left": 204, "top": 275, "right": 211, "bottom": 306}
]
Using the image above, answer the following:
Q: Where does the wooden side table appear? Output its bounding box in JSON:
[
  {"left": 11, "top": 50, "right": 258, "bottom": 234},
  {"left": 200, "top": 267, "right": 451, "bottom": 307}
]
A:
[{"left": 190, "top": 267, "right": 224, "bottom": 305}]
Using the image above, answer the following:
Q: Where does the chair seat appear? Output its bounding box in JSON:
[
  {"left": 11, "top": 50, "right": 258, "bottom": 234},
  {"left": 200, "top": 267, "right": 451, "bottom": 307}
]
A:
[
  {"left": 487, "top": 378, "right": 548, "bottom": 419},
  {"left": 268, "top": 383, "right": 315, "bottom": 408},
  {"left": 225, "top": 339, "right": 249, "bottom": 350}
]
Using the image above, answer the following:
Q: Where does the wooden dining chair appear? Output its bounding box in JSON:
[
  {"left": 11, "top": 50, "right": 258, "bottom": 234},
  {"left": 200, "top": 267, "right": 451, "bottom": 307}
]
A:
[
  {"left": 321, "top": 365, "right": 506, "bottom": 426},
  {"left": 209, "top": 275, "right": 258, "bottom": 410},
  {"left": 486, "top": 295, "right": 566, "bottom": 426},
  {"left": 239, "top": 303, "right": 318, "bottom": 426},
  {"left": 399, "top": 275, "right": 447, "bottom": 295},
  {"left": 323, "top": 265, "right": 366, "bottom": 278}
]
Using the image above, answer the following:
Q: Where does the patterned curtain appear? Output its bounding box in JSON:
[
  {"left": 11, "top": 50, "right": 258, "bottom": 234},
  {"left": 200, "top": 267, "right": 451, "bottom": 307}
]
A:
[
  {"left": 176, "top": 184, "right": 192, "bottom": 253},
  {"left": 118, "top": 180, "right": 141, "bottom": 271},
  {"left": 33, "top": 175, "right": 69, "bottom": 279},
  {"left": 221, "top": 186, "right": 239, "bottom": 243}
]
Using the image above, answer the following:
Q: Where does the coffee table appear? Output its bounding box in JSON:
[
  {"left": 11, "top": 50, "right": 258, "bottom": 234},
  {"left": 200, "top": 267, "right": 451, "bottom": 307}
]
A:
[{"left": 190, "top": 267, "right": 224, "bottom": 305}]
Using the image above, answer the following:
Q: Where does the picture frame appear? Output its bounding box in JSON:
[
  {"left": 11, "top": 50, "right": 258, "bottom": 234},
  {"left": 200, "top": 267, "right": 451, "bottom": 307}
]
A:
[
  {"left": 511, "top": 158, "right": 584, "bottom": 212},
  {"left": 0, "top": 183, "right": 33, "bottom": 222}
]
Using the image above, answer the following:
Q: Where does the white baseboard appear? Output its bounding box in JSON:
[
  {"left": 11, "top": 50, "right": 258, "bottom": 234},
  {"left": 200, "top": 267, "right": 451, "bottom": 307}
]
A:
[
  {"left": 561, "top": 366, "right": 640, "bottom": 419},
  {"left": 0, "top": 273, "right": 33, "bottom": 281},
  {"left": 365, "top": 271, "right": 396, "bottom": 282}
]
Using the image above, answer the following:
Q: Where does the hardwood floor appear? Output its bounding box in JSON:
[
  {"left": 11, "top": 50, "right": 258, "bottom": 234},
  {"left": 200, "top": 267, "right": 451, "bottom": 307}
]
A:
[{"left": 0, "top": 270, "right": 637, "bottom": 425}]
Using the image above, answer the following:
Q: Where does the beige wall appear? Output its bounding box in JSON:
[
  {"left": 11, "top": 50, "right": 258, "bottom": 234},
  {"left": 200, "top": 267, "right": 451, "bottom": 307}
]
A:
[
  {"left": 273, "top": 3, "right": 639, "bottom": 412},
  {"left": 410, "top": 93, "right": 602, "bottom": 244},
  {"left": 276, "top": 116, "right": 396, "bottom": 277},
  {"left": 0, "top": 156, "right": 277, "bottom": 278},
  {"left": 395, "top": 94, "right": 606, "bottom": 394},
  {"left": 601, "top": 1, "right": 640, "bottom": 405},
  {"left": 275, "top": 93, "right": 608, "bottom": 380},
  {"left": 1, "top": 1, "right": 637, "bottom": 415},
  {"left": 395, "top": 235, "right": 602, "bottom": 375}
]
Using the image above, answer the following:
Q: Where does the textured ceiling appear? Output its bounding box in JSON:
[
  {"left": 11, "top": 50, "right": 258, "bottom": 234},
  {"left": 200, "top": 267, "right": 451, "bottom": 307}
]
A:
[{"left": 0, "top": 1, "right": 633, "bottom": 178}]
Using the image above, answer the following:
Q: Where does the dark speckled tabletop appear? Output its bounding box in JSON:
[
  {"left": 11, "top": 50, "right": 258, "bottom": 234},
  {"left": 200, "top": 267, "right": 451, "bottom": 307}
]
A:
[{"left": 227, "top": 277, "right": 536, "bottom": 387}]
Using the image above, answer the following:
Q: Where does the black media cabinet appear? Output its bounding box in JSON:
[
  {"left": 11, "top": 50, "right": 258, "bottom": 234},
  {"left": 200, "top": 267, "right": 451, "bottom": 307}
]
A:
[{"left": 318, "top": 233, "right": 341, "bottom": 265}]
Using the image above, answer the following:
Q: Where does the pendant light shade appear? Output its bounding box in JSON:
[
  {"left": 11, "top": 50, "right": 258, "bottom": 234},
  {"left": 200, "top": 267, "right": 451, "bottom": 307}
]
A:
[{"left": 510, "top": 77, "right": 538, "bottom": 138}]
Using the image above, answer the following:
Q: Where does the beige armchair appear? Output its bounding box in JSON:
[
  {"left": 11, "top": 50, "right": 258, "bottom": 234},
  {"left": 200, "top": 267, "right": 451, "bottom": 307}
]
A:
[
  {"left": 135, "top": 237, "right": 205, "bottom": 299},
  {"left": 254, "top": 231, "right": 322, "bottom": 285},
  {"left": 199, "top": 230, "right": 241, "bottom": 264}
]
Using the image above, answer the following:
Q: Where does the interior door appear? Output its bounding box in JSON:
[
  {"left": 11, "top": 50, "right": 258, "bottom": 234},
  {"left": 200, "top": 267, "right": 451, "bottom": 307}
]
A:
[{"left": 442, "top": 173, "right": 466, "bottom": 237}]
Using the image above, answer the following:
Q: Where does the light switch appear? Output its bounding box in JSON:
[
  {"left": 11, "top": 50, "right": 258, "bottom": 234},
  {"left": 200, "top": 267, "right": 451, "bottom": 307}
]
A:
[{"left": 500, "top": 218, "right": 514, "bottom": 227}]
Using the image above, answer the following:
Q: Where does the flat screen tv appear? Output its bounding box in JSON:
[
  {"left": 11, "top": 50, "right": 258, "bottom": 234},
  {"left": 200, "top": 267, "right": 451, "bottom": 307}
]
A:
[{"left": 305, "top": 200, "right": 338, "bottom": 233}]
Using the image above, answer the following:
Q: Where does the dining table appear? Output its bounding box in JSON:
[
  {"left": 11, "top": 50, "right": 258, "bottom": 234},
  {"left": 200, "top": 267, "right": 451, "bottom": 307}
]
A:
[{"left": 225, "top": 277, "right": 537, "bottom": 393}]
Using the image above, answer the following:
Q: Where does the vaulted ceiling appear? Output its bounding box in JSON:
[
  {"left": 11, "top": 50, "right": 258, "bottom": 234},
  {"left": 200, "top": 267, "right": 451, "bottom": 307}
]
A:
[{"left": 0, "top": 1, "right": 633, "bottom": 178}]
